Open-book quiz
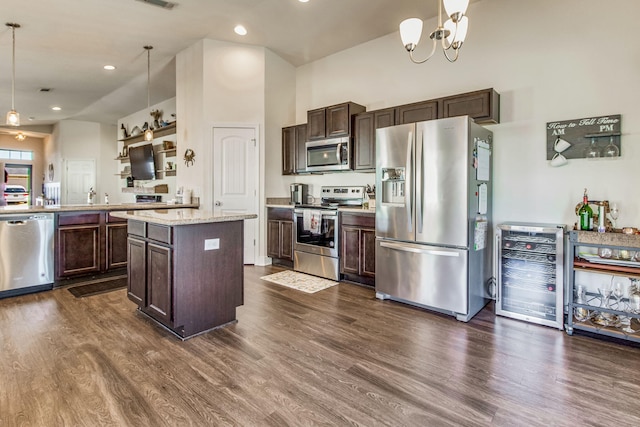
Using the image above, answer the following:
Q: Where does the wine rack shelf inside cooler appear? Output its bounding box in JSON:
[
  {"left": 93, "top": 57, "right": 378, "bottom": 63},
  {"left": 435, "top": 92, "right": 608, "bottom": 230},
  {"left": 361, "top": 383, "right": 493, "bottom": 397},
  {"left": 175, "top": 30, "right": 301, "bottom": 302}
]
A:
[{"left": 496, "top": 223, "right": 565, "bottom": 329}]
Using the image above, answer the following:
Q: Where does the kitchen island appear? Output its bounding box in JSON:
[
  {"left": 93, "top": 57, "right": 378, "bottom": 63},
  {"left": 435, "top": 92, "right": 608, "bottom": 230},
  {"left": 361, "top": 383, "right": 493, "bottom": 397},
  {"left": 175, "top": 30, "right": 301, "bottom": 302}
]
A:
[{"left": 110, "top": 209, "right": 257, "bottom": 339}]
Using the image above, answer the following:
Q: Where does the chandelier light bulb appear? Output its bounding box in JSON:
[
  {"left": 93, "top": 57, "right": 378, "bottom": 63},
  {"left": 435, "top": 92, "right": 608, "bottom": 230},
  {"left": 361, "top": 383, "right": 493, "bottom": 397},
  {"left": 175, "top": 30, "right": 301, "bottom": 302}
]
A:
[
  {"left": 443, "top": 0, "right": 469, "bottom": 20},
  {"left": 400, "top": 18, "right": 424, "bottom": 50}
]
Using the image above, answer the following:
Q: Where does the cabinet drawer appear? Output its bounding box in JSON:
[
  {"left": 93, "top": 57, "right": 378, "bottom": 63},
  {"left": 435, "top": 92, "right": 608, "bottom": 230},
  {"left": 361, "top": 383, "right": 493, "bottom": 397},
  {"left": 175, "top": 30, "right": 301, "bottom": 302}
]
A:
[
  {"left": 148, "top": 223, "right": 172, "bottom": 244},
  {"left": 341, "top": 213, "right": 375, "bottom": 228},
  {"left": 268, "top": 208, "right": 294, "bottom": 221},
  {"left": 128, "top": 220, "right": 146, "bottom": 238},
  {"left": 107, "top": 213, "right": 128, "bottom": 223},
  {"left": 58, "top": 212, "right": 101, "bottom": 226}
]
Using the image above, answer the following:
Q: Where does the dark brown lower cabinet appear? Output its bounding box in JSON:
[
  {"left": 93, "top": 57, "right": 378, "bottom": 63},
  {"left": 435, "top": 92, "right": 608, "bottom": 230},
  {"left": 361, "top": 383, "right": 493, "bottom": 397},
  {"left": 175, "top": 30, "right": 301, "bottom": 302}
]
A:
[
  {"left": 267, "top": 208, "right": 294, "bottom": 267},
  {"left": 56, "top": 211, "right": 129, "bottom": 279},
  {"left": 126, "top": 219, "right": 244, "bottom": 339},
  {"left": 340, "top": 212, "right": 375, "bottom": 286}
]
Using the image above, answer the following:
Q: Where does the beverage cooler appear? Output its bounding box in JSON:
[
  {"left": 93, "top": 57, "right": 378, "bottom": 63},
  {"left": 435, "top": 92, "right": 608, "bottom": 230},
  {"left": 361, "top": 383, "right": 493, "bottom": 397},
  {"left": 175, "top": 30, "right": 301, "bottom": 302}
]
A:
[{"left": 495, "top": 223, "right": 565, "bottom": 329}]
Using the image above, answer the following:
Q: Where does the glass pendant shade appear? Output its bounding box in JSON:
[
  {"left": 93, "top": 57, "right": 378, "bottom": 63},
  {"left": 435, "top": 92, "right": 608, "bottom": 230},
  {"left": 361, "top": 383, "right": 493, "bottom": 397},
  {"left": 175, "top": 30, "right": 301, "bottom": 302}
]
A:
[
  {"left": 444, "top": 0, "right": 469, "bottom": 18},
  {"left": 444, "top": 16, "right": 468, "bottom": 47},
  {"left": 6, "top": 109, "right": 19, "bottom": 126},
  {"left": 400, "top": 18, "right": 424, "bottom": 48},
  {"left": 144, "top": 128, "right": 154, "bottom": 141}
]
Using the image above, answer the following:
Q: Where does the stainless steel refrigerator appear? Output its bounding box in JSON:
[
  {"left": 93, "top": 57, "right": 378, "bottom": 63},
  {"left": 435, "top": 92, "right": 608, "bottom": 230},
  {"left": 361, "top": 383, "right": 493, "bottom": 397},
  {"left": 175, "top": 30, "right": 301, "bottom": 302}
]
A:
[{"left": 375, "top": 116, "right": 493, "bottom": 322}]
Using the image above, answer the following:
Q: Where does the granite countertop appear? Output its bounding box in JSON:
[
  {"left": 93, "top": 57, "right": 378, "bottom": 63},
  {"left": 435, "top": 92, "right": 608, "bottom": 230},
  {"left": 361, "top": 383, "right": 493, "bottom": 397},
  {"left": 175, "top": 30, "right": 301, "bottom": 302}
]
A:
[
  {"left": 265, "top": 203, "right": 375, "bottom": 214},
  {"left": 110, "top": 209, "right": 257, "bottom": 226},
  {"left": 0, "top": 202, "right": 199, "bottom": 214}
]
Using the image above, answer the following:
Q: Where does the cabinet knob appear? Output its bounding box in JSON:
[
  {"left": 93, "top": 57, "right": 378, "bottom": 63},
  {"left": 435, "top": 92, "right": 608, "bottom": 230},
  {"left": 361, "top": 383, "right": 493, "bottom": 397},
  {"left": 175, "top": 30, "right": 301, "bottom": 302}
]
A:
[{"left": 215, "top": 201, "right": 222, "bottom": 206}]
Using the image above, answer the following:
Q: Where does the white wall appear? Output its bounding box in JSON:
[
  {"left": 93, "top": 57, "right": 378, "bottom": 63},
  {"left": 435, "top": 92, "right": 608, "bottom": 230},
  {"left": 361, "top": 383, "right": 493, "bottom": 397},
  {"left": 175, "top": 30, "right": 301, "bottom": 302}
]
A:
[{"left": 280, "top": 0, "right": 640, "bottom": 229}]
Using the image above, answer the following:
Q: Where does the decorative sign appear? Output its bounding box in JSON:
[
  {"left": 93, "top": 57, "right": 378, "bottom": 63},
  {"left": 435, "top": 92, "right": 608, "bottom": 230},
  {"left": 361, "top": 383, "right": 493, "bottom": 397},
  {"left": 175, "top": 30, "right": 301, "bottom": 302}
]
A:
[{"left": 546, "top": 114, "right": 621, "bottom": 160}]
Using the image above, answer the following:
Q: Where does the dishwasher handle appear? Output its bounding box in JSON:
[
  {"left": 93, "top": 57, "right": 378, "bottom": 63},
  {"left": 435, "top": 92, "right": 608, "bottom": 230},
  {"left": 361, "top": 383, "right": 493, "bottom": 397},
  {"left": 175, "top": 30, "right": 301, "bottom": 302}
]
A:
[{"left": 7, "top": 220, "right": 27, "bottom": 226}]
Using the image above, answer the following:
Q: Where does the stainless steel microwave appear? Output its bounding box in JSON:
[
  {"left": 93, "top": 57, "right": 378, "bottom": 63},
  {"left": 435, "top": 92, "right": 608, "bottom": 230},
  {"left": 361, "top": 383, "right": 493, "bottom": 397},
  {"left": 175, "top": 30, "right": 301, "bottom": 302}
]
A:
[{"left": 305, "top": 137, "right": 351, "bottom": 172}]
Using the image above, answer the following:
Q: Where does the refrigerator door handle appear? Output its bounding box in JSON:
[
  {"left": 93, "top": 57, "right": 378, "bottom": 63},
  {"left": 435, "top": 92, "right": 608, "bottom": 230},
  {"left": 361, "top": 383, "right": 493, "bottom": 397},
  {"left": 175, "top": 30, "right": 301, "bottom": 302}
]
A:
[
  {"left": 406, "top": 132, "right": 413, "bottom": 232},
  {"left": 416, "top": 129, "right": 424, "bottom": 234},
  {"left": 379, "top": 241, "right": 460, "bottom": 257},
  {"left": 495, "top": 233, "right": 501, "bottom": 303}
]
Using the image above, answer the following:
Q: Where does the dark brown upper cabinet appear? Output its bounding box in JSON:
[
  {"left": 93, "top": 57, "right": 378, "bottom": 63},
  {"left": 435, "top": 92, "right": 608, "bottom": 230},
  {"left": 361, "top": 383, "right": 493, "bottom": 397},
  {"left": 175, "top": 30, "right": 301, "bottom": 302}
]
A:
[
  {"left": 441, "top": 88, "right": 500, "bottom": 124},
  {"left": 354, "top": 107, "right": 396, "bottom": 171},
  {"left": 307, "top": 102, "right": 366, "bottom": 141},
  {"left": 282, "top": 124, "right": 308, "bottom": 175},
  {"left": 396, "top": 100, "right": 440, "bottom": 124}
]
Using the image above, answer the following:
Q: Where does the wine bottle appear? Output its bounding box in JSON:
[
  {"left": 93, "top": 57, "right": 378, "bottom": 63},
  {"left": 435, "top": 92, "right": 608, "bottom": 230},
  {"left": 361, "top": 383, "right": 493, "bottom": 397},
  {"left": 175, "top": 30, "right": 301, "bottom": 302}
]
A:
[{"left": 578, "top": 188, "right": 593, "bottom": 230}]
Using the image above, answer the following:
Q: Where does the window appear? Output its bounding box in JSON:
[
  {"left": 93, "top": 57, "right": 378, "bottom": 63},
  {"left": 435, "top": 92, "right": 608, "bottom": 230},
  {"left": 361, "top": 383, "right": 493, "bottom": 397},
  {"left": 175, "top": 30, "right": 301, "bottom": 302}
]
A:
[{"left": 0, "top": 149, "right": 32, "bottom": 161}]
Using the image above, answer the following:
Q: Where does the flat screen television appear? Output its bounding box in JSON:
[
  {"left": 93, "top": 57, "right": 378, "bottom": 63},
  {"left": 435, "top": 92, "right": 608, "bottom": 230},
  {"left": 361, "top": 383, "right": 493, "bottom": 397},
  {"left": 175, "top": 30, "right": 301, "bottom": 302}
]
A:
[{"left": 129, "top": 143, "right": 156, "bottom": 181}]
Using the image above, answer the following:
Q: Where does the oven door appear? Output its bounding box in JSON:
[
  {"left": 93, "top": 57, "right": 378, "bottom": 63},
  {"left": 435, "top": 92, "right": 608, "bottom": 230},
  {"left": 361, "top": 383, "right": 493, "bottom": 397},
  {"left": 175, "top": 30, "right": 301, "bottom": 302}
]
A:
[
  {"left": 294, "top": 209, "right": 338, "bottom": 257},
  {"left": 306, "top": 138, "right": 350, "bottom": 172}
]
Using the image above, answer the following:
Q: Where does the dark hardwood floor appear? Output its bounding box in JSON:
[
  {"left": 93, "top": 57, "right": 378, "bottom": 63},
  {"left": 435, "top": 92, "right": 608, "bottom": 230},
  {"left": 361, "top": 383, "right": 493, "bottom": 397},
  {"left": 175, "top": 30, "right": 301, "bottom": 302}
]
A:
[{"left": 1, "top": 265, "right": 640, "bottom": 426}]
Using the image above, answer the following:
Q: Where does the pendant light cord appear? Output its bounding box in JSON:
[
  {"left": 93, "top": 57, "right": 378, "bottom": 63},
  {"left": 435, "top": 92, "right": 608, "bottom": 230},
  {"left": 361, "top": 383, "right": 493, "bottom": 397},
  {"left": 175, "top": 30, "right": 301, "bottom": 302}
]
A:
[
  {"left": 10, "top": 24, "right": 17, "bottom": 110},
  {"left": 145, "top": 45, "right": 153, "bottom": 112}
]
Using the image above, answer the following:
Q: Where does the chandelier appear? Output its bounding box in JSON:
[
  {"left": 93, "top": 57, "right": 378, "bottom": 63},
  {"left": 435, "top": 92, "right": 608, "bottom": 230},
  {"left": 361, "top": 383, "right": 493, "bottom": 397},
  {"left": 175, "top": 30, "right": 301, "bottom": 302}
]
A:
[
  {"left": 5, "top": 23, "right": 21, "bottom": 126},
  {"left": 399, "top": 0, "right": 469, "bottom": 64},
  {"left": 15, "top": 132, "right": 26, "bottom": 141}
]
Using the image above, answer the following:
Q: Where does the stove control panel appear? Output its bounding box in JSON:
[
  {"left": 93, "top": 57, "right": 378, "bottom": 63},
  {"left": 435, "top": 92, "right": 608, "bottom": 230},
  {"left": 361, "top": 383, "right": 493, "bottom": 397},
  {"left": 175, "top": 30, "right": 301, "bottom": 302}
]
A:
[{"left": 320, "top": 186, "right": 366, "bottom": 204}]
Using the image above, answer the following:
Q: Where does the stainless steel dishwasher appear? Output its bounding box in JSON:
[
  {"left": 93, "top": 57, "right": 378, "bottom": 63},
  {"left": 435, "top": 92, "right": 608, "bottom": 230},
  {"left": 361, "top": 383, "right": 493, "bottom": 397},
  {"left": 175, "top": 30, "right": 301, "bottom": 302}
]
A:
[{"left": 0, "top": 213, "right": 54, "bottom": 298}]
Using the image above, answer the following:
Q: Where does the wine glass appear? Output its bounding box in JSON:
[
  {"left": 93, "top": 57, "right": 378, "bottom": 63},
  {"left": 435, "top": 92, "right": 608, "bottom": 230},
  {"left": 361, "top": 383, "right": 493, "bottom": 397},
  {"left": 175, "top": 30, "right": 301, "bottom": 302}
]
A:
[
  {"left": 612, "top": 279, "right": 625, "bottom": 308},
  {"left": 609, "top": 203, "right": 619, "bottom": 229},
  {"left": 604, "top": 136, "right": 620, "bottom": 158},
  {"left": 584, "top": 137, "right": 601, "bottom": 159}
]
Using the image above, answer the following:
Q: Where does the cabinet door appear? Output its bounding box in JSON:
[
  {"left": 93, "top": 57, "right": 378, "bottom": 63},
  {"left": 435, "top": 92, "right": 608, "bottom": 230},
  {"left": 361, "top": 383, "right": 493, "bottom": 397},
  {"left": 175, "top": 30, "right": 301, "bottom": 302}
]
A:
[
  {"left": 127, "top": 236, "right": 146, "bottom": 306},
  {"left": 280, "top": 220, "right": 294, "bottom": 261},
  {"left": 307, "top": 108, "right": 326, "bottom": 140},
  {"left": 106, "top": 223, "right": 128, "bottom": 270},
  {"left": 361, "top": 228, "right": 376, "bottom": 277},
  {"left": 57, "top": 225, "right": 101, "bottom": 277},
  {"left": 146, "top": 242, "right": 172, "bottom": 325},
  {"left": 354, "top": 112, "right": 375, "bottom": 171},
  {"left": 341, "top": 226, "right": 361, "bottom": 275},
  {"left": 282, "top": 126, "right": 296, "bottom": 175},
  {"left": 267, "top": 220, "right": 282, "bottom": 258},
  {"left": 441, "top": 88, "right": 500, "bottom": 124},
  {"left": 396, "top": 100, "right": 439, "bottom": 124},
  {"left": 295, "top": 124, "right": 308, "bottom": 173},
  {"left": 374, "top": 108, "right": 396, "bottom": 129},
  {"left": 326, "top": 103, "right": 351, "bottom": 138}
]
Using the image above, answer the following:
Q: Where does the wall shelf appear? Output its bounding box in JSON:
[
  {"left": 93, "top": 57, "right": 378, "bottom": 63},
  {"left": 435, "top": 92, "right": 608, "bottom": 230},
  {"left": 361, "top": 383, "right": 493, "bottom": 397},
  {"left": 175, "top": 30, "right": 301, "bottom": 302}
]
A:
[
  {"left": 158, "top": 148, "right": 176, "bottom": 156},
  {"left": 121, "top": 184, "right": 169, "bottom": 194},
  {"left": 119, "top": 122, "right": 176, "bottom": 146}
]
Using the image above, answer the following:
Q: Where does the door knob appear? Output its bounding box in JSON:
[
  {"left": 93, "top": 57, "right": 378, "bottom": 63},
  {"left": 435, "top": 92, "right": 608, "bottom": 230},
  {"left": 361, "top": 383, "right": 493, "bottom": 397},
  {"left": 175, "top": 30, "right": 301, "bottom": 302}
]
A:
[{"left": 215, "top": 201, "right": 222, "bottom": 206}]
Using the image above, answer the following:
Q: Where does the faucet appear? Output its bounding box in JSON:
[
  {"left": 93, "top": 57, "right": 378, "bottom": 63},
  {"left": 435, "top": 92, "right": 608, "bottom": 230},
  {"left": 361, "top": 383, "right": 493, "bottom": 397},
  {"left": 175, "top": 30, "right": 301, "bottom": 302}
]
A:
[{"left": 87, "top": 187, "right": 96, "bottom": 204}]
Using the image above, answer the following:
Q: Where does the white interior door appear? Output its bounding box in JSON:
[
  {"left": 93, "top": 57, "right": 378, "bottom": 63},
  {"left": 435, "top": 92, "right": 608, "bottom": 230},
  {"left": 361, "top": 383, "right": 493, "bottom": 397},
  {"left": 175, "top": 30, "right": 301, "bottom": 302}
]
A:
[
  {"left": 213, "top": 126, "right": 258, "bottom": 264},
  {"left": 64, "top": 159, "right": 96, "bottom": 204}
]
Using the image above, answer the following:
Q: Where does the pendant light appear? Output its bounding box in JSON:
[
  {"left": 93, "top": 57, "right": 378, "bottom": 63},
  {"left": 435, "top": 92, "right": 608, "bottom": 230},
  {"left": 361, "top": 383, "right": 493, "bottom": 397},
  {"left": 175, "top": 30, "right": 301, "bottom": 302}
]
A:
[
  {"left": 144, "top": 45, "right": 154, "bottom": 141},
  {"left": 5, "top": 23, "right": 21, "bottom": 126}
]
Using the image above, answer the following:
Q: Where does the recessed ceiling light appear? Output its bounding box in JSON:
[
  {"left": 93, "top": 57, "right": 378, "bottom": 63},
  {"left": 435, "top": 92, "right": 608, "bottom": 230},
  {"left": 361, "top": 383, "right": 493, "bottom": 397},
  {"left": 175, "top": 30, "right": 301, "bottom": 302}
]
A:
[
  {"left": 51, "top": 106, "right": 62, "bottom": 111},
  {"left": 299, "top": 0, "right": 310, "bottom": 2},
  {"left": 234, "top": 25, "right": 247, "bottom": 36},
  {"left": 103, "top": 65, "right": 116, "bottom": 70}
]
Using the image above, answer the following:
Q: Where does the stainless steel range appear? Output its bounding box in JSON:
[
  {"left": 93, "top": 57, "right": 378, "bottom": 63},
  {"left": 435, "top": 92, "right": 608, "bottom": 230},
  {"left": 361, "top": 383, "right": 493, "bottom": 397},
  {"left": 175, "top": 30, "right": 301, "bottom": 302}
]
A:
[{"left": 293, "top": 186, "right": 365, "bottom": 281}]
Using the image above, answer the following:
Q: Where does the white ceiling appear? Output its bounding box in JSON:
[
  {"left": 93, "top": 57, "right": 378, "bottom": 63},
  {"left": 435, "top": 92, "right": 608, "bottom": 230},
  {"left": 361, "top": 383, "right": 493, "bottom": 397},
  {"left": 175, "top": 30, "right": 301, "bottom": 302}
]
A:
[{"left": 0, "top": 0, "right": 477, "bottom": 129}]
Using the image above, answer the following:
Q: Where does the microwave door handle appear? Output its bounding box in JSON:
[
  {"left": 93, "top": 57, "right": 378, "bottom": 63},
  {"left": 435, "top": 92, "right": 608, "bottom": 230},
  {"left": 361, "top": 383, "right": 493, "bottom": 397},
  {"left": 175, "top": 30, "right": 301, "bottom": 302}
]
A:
[
  {"left": 336, "top": 143, "right": 342, "bottom": 164},
  {"left": 406, "top": 132, "right": 413, "bottom": 232}
]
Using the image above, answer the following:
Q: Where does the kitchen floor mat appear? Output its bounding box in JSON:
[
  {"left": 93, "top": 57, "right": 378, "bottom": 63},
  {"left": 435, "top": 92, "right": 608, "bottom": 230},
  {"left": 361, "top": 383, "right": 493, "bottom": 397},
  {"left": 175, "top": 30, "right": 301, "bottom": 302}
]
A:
[
  {"left": 68, "top": 276, "right": 128, "bottom": 298},
  {"left": 260, "top": 270, "right": 338, "bottom": 294}
]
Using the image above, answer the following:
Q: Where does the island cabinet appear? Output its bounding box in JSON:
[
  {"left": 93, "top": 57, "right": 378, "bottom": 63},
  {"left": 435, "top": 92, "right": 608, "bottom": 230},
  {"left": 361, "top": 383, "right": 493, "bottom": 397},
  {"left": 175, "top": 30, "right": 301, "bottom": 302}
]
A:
[
  {"left": 354, "top": 108, "right": 396, "bottom": 171},
  {"left": 125, "top": 217, "right": 245, "bottom": 339},
  {"left": 282, "top": 123, "right": 308, "bottom": 175},
  {"left": 340, "top": 211, "right": 376, "bottom": 286},
  {"left": 307, "top": 102, "right": 366, "bottom": 140},
  {"left": 56, "top": 211, "right": 128, "bottom": 279},
  {"left": 267, "top": 207, "right": 294, "bottom": 268}
]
